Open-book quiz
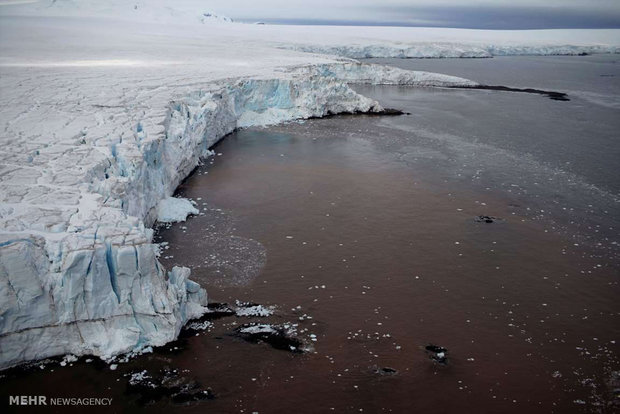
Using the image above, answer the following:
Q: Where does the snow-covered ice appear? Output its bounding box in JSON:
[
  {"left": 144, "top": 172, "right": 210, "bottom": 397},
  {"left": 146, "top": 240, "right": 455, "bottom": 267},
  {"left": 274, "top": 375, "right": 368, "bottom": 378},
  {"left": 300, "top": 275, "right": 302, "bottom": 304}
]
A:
[
  {"left": 275, "top": 27, "right": 620, "bottom": 59},
  {"left": 185, "top": 320, "right": 213, "bottom": 332},
  {"left": 1, "top": 1, "right": 619, "bottom": 369},
  {"left": 156, "top": 197, "right": 199, "bottom": 223}
]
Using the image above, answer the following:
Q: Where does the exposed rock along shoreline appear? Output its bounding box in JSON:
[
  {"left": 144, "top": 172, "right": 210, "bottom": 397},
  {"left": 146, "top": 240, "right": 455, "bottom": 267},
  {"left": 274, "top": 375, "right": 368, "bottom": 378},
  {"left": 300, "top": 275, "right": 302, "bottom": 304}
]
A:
[
  {"left": 0, "top": 62, "right": 476, "bottom": 370},
  {"left": 450, "top": 85, "right": 570, "bottom": 101}
]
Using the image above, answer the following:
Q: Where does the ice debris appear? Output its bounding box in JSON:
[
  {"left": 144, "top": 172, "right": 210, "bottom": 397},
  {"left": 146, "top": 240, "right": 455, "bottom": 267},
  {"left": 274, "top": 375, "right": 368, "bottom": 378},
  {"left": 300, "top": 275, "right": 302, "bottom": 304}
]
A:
[
  {"left": 156, "top": 197, "right": 199, "bottom": 223},
  {"left": 126, "top": 368, "right": 215, "bottom": 405},
  {"left": 234, "top": 301, "right": 275, "bottom": 317}
]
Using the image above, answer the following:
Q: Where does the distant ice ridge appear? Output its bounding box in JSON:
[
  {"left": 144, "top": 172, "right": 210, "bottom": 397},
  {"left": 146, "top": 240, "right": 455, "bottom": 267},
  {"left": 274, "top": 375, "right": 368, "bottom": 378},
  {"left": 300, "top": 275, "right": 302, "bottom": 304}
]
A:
[
  {"left": 304, "top": 63, "right": 477, "bottom": 87},
  {"left": 200, "top": 11, "right": 233, "bottom": 24},
  {"left": 282, "top": 43, "right": 620, "bottom": 59},
  {"left": 7, "top": 1, "right": 235, "bottom": 24},
  {"left": 0, "top": 62, "right": 474, "bottom": 369}
]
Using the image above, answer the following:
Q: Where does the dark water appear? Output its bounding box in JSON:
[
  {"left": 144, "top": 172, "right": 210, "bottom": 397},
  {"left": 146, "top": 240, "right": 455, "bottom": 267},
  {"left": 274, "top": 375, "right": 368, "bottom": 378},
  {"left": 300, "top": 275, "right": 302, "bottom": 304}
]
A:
[
  {"left": 365, "top": 55, "right": 620, "bottom": 197},
  {"left": 2, "top": 56, "right": 619, "bottom": 414}
]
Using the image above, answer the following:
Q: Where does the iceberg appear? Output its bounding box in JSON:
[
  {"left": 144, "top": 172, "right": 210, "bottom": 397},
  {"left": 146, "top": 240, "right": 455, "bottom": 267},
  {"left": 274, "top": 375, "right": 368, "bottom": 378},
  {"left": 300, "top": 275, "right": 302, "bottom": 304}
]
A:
[{"left": 156, "top": 197, "right": 199, "bottom": 223}]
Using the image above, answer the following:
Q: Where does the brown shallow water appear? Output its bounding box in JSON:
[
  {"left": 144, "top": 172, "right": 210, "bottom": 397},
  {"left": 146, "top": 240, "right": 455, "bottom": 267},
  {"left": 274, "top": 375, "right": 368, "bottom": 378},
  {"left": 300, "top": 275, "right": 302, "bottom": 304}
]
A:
[
  {"left": 2, "top": 57, "right": 620, "bottom": 414},
  {"left": 154, "top": 118, "right": 619, "bottom": 414},
  {"left": 5, "top": 114, "right": 617, "bottom": 414}
]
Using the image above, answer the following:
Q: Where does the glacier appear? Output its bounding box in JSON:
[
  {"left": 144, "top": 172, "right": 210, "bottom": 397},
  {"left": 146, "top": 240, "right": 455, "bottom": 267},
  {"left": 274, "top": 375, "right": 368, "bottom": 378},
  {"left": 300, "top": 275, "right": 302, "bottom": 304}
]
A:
[
  {"left": 0, "top": 57, "right": 474, "bottom": 369},
  {"left": 281, "top": 42, "right": 619, "bottom": 59},
  {"left": 264, "top": 26, "right": 620, "bottom": 59},
  {"left": 1, "top": 1, "right": 619, "bottom": 369}
]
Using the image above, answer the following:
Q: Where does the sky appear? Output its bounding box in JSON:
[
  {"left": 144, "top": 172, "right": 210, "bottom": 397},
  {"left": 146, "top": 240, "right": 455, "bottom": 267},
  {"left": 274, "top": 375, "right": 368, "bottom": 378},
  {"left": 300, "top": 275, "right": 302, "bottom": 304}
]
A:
[
  {"left": 1, "top": 0, "right": 620, "bottom": 29},
  {"left": 210, "top": 0, "right": 620, "bottom": 29}
]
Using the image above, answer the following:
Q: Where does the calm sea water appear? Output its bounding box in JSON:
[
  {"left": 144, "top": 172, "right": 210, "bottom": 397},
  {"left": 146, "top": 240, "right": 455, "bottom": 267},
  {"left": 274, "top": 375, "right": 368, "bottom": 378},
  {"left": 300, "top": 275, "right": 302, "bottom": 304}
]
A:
[
  {"left": 2, "top": 55, "right": 618, "bottom": 414},
  {"left": 366, "top": 55, "right": 620, "bottom": 194}
]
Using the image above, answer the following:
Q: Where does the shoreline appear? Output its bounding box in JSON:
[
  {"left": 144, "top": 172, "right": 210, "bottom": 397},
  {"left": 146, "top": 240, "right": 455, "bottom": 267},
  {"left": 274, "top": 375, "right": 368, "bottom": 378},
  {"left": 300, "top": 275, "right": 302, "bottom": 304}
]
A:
[{"left": 0, "top": 62, "right": 474, "bottom": 370}]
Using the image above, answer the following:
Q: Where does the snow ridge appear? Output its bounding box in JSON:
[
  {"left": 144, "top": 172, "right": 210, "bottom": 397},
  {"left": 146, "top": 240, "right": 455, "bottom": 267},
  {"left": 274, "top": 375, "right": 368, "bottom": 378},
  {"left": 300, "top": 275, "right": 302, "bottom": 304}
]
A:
[{"left": 0, "top": 62, "right": 475, "bottom": 369}]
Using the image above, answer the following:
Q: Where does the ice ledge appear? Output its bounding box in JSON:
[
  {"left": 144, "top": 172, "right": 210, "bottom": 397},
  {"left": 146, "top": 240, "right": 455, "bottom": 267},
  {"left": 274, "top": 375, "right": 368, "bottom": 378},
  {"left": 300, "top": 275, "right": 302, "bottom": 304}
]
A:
[
  {"left": 280, "top": 43, "right": 620, "bottom": 59},
  {"left": 0, "top": 62, "right": 475, "bottom": 369}
]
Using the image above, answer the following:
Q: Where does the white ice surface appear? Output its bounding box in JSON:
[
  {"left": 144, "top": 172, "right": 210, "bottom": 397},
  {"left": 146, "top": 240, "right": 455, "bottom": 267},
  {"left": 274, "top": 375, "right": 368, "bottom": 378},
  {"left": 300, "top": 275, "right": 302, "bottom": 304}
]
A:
[
  {"left": 156, "top": 197, "right": 199, "bottom": 223},
  {"left": 238, "top": 324, "right": 279, "bottom": 335},
  {"left": 273, "top": 27, "right": 620, "bottom": 58},
  {"left": 1, "top": 2, "right": 619, "bottom": 369},
  {"left": 235, "top": 303, "right": 275, "bottom": 318}
]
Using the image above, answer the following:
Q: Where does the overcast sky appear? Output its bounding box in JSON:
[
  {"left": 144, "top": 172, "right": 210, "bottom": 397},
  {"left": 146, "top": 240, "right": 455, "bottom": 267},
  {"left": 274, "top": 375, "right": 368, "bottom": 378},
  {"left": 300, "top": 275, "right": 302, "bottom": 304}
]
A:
[
  {"left": 2, "top": 0, "right": 619, "bottom": 29},
  {"left": 209, "top": 0, "right": 620, "bottom": 29}
]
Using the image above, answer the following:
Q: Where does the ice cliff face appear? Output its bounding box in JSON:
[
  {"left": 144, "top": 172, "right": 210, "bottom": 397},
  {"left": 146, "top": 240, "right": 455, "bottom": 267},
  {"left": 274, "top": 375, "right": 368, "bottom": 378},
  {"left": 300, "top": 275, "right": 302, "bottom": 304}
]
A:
[
  {"left": 305, "top": 63, "right": 477, "bottom": 87},
  {"left": 0, "top": 62, "right": 475, "bottom": 369},
  {"left": 282, "top": 43, "right": 620, "bottom": 59}
]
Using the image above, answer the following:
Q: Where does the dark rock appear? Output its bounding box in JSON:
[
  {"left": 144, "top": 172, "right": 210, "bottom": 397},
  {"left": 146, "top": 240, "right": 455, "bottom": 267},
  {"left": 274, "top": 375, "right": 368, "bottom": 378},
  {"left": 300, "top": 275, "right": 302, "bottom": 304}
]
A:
[
  {"left": 235, "top": 301, "right": 260, "bottom": 307},
  {"left": 126, "top": 368, "right": 214, "bottom": 406},
  {"left": 368, "top": 108, "right": 408, "bottom": 116},
  {"left": 234, "top": 323, "right": 305, "bottom": 353},
  {"left": 475, "top": 215, "right": 500, "bottom": 223},
  {"left": 308, "top": 107, "right": 407, "bottom": 120},
  {"left": 373, "top": 366, "right": 398, "bottom": 375},
  {"left": 203, "top": 302, "right": 236, "bottom": 319},
  {"left": 450, "top": 84, "right": 569, "bottom": 101},
  {"left": 425, "top": 344, "right": 448, "bottom": 365},
  {"left": 425, "top": 344, "right": 447, "bottom": 353}
]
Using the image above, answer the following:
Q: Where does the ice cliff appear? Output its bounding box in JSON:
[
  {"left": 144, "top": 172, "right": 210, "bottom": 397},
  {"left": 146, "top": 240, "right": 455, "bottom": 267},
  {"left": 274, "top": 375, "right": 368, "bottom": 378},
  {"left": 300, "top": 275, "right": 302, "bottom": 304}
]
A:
[
  {"left": 0, "top": 62, "right": 475, "bottom": 369},
  {"left": 281, "top": 43, "right": 620, "bottom": 59}
]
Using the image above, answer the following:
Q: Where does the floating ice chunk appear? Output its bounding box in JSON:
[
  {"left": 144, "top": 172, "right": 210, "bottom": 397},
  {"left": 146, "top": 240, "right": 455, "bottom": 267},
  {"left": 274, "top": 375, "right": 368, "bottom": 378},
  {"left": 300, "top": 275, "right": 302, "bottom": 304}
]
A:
[
  {"left": 128, "top": 370, "right": 152, "bottom": 387},
  {"left": 62, "top": 354, "right": 78, "bottom": 365},
  {"left": 185, "top": 321, "right": 213, "bottom": 331},
  {"left": 239, "top": 324, "right": 278, "bottom": 335},
  {"left": 235, "top": 304, "right": 275, "bottom": 317},
  {"left": 156, "top": 197, "right": 199, "bottom": 223}
]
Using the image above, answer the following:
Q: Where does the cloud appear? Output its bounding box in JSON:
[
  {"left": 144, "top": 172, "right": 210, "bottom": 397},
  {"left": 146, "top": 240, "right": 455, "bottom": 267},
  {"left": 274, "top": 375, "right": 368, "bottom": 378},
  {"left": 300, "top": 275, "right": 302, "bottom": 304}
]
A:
[
  {"left": 4, "top": 0, "right": 620, "bottom": 28},
  {"left": 371, "top": 4, "right": 620, "bottom": 29},
  {"left": 202, "top": 0, "right": 620, "bottom": 28},
  {"left": 0, "top": 0, "right": 39, "bottom": 5}
]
